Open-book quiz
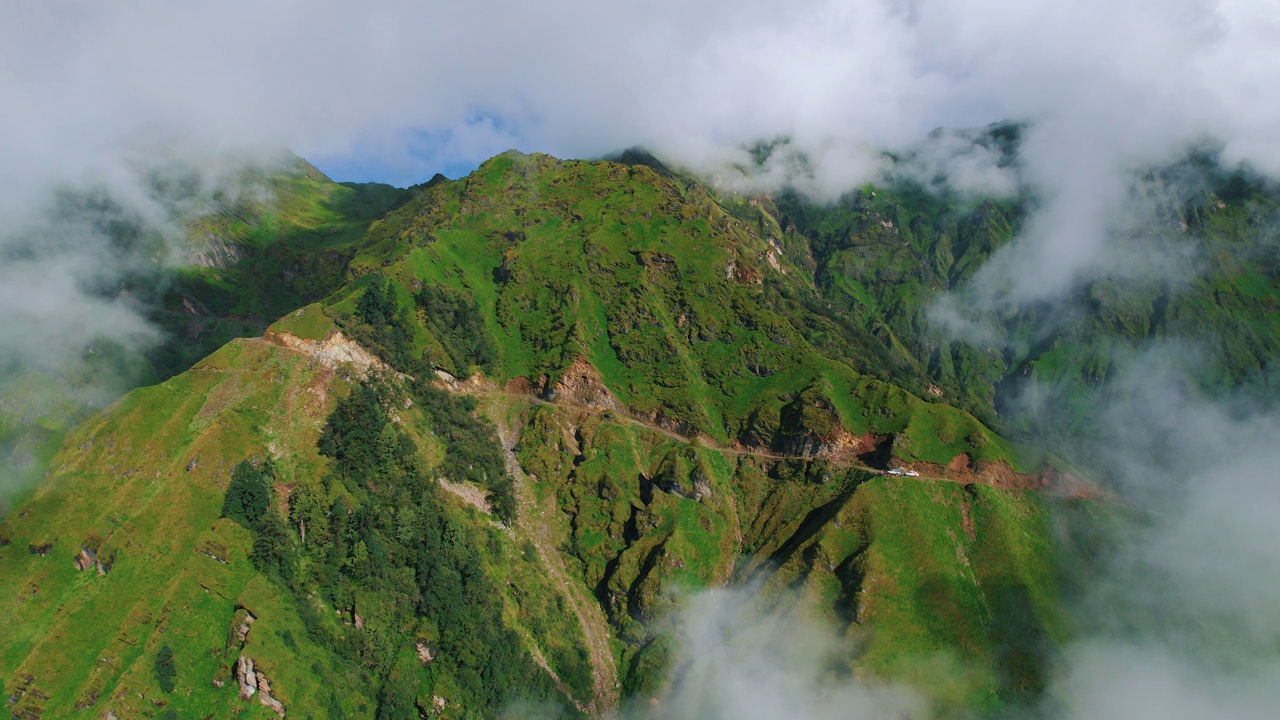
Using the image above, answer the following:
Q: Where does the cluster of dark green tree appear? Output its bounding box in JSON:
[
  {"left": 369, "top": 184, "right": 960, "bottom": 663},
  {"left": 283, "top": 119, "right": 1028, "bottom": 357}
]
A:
[
  {"left": 222, "top": 459, "right": 295, "bottom": 581},
  {"left": 414, "top": 283, "right": 497, "bottom": 376},
  {"left": 316, "top": 380, "right": 514, "bottom": 522},
  {"left": 153, "top": 644, "right": 176, "bottom": 694},
  {"left": 220, "top": 379, "right": 571, "bottom": 718},
  {"left": 345, "top": 274, "right": 424, "bottom": 372},
  {"left": 343, "top": 273, "right": 499, "bottom": 380}
]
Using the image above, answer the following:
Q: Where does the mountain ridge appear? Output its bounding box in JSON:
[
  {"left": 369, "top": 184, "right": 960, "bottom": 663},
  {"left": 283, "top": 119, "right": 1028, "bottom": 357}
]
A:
[{"left": 9, "top": 141, "right": 1272, "bottom": 718}]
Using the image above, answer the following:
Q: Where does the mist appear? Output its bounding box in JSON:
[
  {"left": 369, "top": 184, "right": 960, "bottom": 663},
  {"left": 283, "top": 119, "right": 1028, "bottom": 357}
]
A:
[
  {"left": 1033, "top": 351, "right": 1280, "bottom": 720},
  {"left": 7, "top": 0, "right": 1275, "bottom": 307},
  {"left": 0, "top": 143, "right": 290, "bottom": 501},
  {"left": 5, "top": 0, "right": 1280, "bottom": 714}
]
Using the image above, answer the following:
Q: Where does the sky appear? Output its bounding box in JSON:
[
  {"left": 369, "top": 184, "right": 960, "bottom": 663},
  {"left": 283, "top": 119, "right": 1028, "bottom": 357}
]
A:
[{"left": 6, "top": 0, "right": 1278, "bottom": 191}]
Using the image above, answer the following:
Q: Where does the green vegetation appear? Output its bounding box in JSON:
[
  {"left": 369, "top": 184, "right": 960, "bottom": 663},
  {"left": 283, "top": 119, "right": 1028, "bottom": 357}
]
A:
[
  {"left": 415, "top": 283, "right": 497, "bottom": 375},
  {"left": 290, "top": 377, "right": 582, "bottom": 717},
  {"left": 269, "top": 303, "right": 336, "bottom": 340},
  {"left": 770, "top": 137, "right": 1280, "bottom": 473},
  {"left": 152, "top": 160, "right": 407, "bottom": 378},
  {"left": 154, "top": 644, "right": 176, "bottom": 693},
  {"left": 327, "top": 151, "right": 1017, "bottom": 473},
  {"left": 221, "top": 460, "right": 273, "bottom": 529},
  {"left": 0, "top": 157, "right": 405, "bottom": 518},
  {"left": 6, "top": 141, "right": 1272, "bottom": 719}
]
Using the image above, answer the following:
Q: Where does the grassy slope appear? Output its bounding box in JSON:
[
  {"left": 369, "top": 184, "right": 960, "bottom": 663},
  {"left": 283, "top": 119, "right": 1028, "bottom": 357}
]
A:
[
  {"left": 507, "top": 399, "right": 1066, "bottom": 710},
  {"left": 153, "top": 159, "right": 406, "bottom": 377},
  {"left": 0, "top": 339, "right": 586, "bottom": 718},
  {"left": 0, "top": 339, "right": 359, "bottom": 718},
  {"left": 0, "top": 159, "right": 405, "bottom": 516},
  {"left": 313, "top": 151, "right": 1075, "bottom": 709}
]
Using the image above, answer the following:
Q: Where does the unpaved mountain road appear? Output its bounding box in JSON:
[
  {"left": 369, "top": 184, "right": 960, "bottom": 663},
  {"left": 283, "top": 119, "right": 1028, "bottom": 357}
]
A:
[{"left": 470, "top": 388, "right": 1106, "bottom": 500}]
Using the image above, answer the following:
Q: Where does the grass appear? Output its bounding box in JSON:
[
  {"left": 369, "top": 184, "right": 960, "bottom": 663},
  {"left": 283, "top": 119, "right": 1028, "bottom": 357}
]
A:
[
  {"left": 0, "top": 339, "right": 337, "bottom": 718},
  {"left": 268, "top": 302, "right": 336, "bottom": 340},
  {"left": 0, "top": 148, "right": 1121, "bottom": 718}
]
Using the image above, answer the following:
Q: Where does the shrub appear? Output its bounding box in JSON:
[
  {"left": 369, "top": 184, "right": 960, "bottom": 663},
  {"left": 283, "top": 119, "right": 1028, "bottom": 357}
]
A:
[
  {"left": 488, "top": 475, "right": 517, "bottom": 524},
  {"left": 154, "top": 644, "right": 176, "bottom": 693},
  {"left": 222, "top": 460, "right": 272, "bottom": 528}
]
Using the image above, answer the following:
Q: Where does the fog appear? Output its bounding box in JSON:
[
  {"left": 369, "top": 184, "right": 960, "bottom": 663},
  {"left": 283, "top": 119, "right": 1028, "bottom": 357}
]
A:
[{"left": 4, "top": 0, "right": 1280, "bottom": 715}]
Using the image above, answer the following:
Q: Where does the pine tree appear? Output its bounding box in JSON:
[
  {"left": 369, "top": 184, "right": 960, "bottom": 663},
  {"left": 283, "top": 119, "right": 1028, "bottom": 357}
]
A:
[{"left": 221, "top": 460, "right": 271, "bottom": 528}]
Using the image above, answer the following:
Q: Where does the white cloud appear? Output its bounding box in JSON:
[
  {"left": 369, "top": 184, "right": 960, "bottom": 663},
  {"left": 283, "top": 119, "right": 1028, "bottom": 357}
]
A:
[{"left": 4, "top": 2, "right": 1280, "bottom": 712}]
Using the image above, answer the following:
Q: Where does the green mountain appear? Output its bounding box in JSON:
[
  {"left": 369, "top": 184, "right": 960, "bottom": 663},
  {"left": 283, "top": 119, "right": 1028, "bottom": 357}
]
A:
[
  {"left": 770, "top": 137, "right": 1280, "bottom": 466},
  {"left": 4, "top": 143, "right": 1271, "bottom": 719},
  {"left": 0, "top": 158, "right": 405, "bottom": 515}
]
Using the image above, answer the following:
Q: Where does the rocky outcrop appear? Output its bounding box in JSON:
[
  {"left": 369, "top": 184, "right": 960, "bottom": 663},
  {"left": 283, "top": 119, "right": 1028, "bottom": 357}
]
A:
[
  {"left": 187, "top": 233, "right": 244, "bottom": 269},
  {"left": 256, "top": 670, "right": 286, "bottom": 718},
  {"left": 236, "top": 656, "right": 257, "bottom": 699},
  {"left": 73, "top": 546, "right": 97, "bottom": 571},
  {"left": 234, "top": 610, "right": 256, "bottom": 643},
  {"left": 438, "top": 477, "right": 492, "bottom": 514},
  {"left": 71, "top": 544, "right": 112, "bottom": 574},
  {"left": 263, "top": 330, "right": 388, "bottom": 376},
  {"left": 236, "top": 656, "right": 285, "bottom": 717},
  {"left": 725, "top": 259, "right": 762, "bottom": 284},
  {"left": 545, "top": 357, "right": 621, "bottom": 411},
  {"left": 416, "top": 641, "right": 436, "bottom": 664}
]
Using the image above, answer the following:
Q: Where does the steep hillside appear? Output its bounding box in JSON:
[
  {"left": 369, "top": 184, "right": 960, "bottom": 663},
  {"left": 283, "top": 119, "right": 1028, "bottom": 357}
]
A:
[
  {"left": 0, "top": 159, "right": 405, "bottom": 514},
  {"left": 768, "top": 135, "right": 1280, "bottom": 463},
  {"left": 0, "top": 337, "right": 588, "bottom": 719},
  {"left": 153, "top": 158, "right": 407, "bottom": 377}
]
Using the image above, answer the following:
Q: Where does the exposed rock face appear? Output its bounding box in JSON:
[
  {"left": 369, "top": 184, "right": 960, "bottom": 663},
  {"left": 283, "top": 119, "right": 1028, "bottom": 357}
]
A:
[
  {"left": 438, "top": 477, "right": 491, "bottom": 515},
  {"left": 263, "top": 330, "right": 388, "bottom": 376},
  {"left": 187, "top": 233, "right": 244, "bottom": 269},
  {"left": 73, "top": 546, "right": 97, "bottom": 571},
  {"left": 256, "top": 670, "right": 286, "bottom": 718},
  {"left": 691, "top": 468, "right": 713, "bottom": 502},
  {"left": 237, "top": 655, "right": 285, "bottom": 717},
  {"left": 546, "top": 357, "right": 621, "bottom": 410},
  {"left": 235, "top": 610, "right": 256, "bottom": 642},
  {"left": 236, "top": 656, "right": 257, "bottom": 699},
  {"left": 416, "top": 641, "right": 436, "bottom": 664},
  {"left": 764, "top": 237, "right": 789, "bottom": 275},
  {"left": 725, "top": 259, "right": 762, "bottom": 284}
]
